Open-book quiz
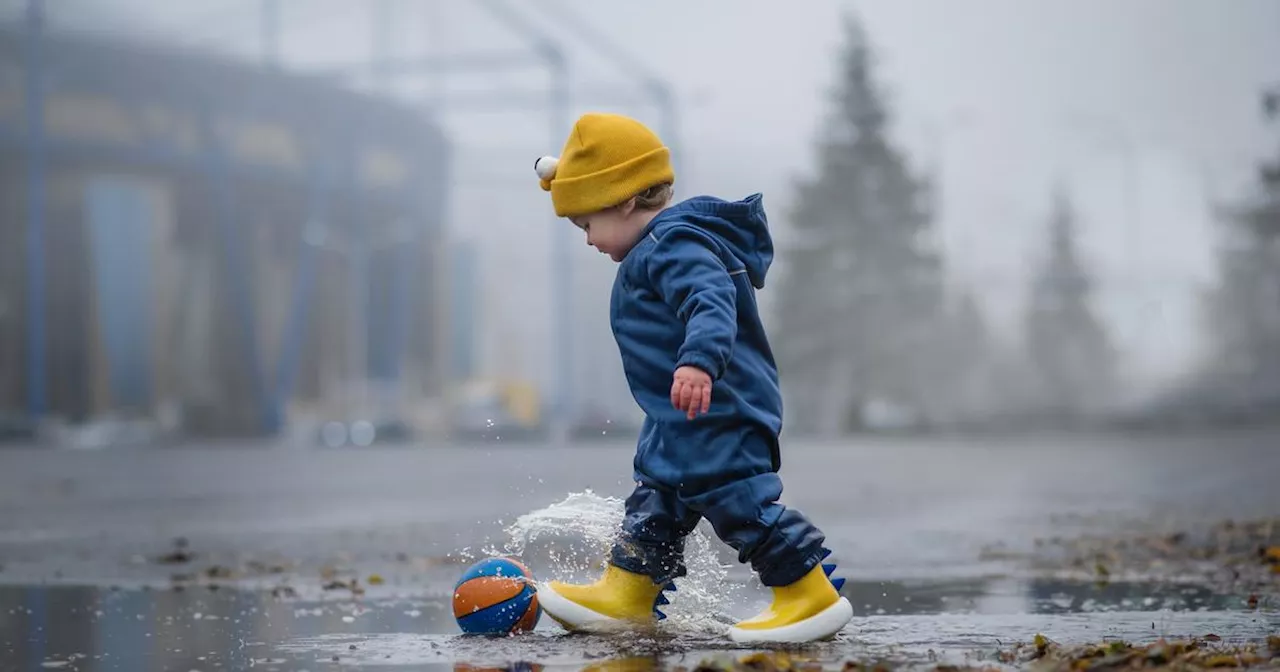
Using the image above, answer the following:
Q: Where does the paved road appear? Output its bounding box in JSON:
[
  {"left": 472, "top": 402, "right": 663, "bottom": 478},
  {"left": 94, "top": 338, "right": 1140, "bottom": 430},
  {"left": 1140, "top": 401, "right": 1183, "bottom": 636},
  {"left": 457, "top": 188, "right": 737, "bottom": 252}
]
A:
[{"left": 1, "top": 428, "right": 1278, "bottom": 585}]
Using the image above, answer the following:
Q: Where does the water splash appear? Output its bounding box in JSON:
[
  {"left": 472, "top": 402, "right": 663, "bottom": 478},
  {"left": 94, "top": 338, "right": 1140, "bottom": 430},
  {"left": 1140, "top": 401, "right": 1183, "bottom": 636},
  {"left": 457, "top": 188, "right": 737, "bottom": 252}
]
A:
[
  {"left": 490, "top": 490, "right": 744, "bottom": 633},
  {"left": 496, "top": 490, "right": 624, "bottom": 575}
]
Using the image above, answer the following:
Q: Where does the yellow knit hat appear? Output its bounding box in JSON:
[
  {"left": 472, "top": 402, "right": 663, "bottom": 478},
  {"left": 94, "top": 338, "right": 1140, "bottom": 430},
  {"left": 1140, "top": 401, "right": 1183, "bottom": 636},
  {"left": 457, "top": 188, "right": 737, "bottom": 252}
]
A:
[{"left": 534, "top": 112, "right": 675, "bottom": 218}]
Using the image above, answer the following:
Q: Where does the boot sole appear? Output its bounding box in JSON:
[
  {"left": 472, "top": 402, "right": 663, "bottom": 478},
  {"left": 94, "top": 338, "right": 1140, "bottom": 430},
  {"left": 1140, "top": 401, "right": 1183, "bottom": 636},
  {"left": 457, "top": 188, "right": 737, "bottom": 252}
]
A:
[
  {"left": 536, "top": 582, "right": 654, "bottom": 634},
  {"left": 726, "top": 596, "right": 853, "bottom": 644}
]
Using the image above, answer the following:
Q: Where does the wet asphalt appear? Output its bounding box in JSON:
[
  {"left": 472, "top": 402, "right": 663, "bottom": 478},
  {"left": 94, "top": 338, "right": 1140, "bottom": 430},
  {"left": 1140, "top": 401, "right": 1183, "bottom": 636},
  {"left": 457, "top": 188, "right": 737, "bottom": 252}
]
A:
[{"left": 1, "top": 427, "right": 1277, "bottom": 670}]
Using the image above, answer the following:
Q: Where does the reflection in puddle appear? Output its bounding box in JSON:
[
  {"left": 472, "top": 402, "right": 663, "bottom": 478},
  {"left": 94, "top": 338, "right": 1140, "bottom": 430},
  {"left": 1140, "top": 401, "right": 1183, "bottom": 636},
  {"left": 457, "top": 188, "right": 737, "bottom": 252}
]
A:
[{"left": 1, "top": 578, "right": 1273, "bottom": 671}]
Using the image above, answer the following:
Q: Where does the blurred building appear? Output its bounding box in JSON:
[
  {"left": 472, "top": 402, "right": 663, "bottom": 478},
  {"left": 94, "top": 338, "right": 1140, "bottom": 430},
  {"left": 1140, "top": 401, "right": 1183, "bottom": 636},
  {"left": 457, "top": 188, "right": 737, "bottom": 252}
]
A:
[
  {"left": 0, "top": 22, "right": 450, "bottom": 437},
  {"left": 449, "top": 239, "right": 478, "bottom": 383}
]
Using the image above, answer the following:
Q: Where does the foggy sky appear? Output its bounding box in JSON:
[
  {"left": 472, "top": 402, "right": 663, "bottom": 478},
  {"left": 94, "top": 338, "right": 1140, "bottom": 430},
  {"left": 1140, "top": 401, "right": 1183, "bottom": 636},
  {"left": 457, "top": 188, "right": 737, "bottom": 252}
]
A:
[{"left": 17, "top": 0, "right": 1280, "bottom": 410}]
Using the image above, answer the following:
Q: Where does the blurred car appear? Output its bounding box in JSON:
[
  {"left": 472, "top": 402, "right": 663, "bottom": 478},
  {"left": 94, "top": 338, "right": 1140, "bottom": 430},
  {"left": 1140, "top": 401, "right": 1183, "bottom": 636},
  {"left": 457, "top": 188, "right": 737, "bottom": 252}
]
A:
[{"left": 448, "top": 378, "right": 546, "bottom": 442}]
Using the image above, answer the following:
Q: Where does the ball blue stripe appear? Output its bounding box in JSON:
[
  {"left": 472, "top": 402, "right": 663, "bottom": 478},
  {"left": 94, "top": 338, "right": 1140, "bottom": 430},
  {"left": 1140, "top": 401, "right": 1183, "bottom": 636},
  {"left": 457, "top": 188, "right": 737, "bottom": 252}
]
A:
[{"left": 454, "top": 557, "right": 530, "bottom": 588}]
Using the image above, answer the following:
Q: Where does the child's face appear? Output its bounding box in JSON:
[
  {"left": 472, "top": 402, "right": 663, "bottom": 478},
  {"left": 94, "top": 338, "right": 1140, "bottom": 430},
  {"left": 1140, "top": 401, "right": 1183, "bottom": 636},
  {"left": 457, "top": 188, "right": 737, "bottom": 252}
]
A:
[{"left": 570, "top": 201, "right": 646, "bottom": 262}]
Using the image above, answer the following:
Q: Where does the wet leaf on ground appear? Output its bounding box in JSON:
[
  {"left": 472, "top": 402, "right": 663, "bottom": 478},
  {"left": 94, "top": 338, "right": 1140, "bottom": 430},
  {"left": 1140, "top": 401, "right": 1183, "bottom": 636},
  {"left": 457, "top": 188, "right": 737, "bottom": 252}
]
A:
[
  {"left": 204, "top": 565, "right": 235, "bottom": 580},
  {"left": 154, "top": 537, "right": 195, "bottom": 564},
  {"left": 1011, "top": 517, "right": 1280, "bottom": 596},
  {"left": 154, "top": 549, "right": 194, "bottom": 564},
  {"left": 989, "top": 635, "right": 1277, "bottom": 672}
]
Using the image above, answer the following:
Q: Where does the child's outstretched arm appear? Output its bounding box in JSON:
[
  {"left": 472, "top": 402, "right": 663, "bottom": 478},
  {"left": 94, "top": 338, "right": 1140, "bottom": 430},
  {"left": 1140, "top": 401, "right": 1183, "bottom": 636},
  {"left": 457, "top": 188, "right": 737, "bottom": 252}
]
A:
[{"left": 645, "top": 225, "right": 737, "bottom": 418}]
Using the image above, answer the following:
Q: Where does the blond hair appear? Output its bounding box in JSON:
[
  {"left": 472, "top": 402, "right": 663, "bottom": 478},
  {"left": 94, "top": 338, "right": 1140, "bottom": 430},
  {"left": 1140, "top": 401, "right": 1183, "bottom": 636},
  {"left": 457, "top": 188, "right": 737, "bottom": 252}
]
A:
[{"left": 633, "top": 183, "right": 673, "bottom": 211}]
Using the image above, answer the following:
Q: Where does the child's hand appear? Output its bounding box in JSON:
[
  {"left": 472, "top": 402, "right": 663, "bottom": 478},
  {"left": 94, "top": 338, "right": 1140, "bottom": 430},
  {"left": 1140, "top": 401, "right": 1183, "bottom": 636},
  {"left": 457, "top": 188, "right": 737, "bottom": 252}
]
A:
[{"left": 671, "top": 365, "right": 712, "bottom": 419}]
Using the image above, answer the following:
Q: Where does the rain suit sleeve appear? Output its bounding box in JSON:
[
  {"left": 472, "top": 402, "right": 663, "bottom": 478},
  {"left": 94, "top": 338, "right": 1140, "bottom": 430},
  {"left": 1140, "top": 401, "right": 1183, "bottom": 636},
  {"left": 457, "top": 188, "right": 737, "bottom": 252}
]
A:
[{"left": 645, "top": 225, "right": 738, "bottom": 380}]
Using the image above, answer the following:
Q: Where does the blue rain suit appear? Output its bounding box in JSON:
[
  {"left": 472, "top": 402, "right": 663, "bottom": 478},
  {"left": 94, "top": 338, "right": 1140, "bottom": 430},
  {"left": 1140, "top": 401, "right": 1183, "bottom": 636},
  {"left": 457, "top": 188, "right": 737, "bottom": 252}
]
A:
[{"left": 606, "top": 193, "right": 827, "bottom": 588}]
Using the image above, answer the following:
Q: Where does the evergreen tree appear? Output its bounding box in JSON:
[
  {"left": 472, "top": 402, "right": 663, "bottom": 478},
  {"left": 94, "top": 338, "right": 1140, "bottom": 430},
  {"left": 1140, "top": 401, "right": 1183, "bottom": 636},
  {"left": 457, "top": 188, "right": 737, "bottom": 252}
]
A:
[
  {"left": 930, "top": 287, "right": 1002, "bottom": 422},
  {"left": 773, "top": 13, "right": 946, "bottom": 435},
  {"left": 1021, "top": 186, "right": 1118, "bottom": 419},
  {"left": 1199, "top": 89, "right": 1280, "bottom": 400}
]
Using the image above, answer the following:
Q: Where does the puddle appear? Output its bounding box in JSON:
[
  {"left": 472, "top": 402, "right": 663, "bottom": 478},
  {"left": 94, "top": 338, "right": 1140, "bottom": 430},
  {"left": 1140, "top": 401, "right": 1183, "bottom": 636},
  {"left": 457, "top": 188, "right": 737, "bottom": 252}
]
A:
[{"left": 2, "top": 577, "right": 1274, "bottom": 671}]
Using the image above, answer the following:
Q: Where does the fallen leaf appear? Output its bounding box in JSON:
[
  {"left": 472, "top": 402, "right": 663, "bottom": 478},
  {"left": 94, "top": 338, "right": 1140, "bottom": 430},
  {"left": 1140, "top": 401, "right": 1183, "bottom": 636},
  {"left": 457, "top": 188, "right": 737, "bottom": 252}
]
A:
[
  {"left": 204, "top": 565, "right": 235, "bottom": 580},
  {"left": 1240, "top": 652, "right": 1267, "bottom": 667},
  {"left": 155, "top": 550, "right": 194, "bottom": 565},
  {"left": 739, "top": 651, "right": 792, "bottom": 671}
]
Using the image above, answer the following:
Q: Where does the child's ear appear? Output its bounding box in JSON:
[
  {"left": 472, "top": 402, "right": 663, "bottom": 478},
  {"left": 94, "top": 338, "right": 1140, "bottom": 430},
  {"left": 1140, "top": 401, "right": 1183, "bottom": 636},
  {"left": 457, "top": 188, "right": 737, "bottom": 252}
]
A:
[{"left": 619, "top": 197, "right": 638, "bottom": 217}]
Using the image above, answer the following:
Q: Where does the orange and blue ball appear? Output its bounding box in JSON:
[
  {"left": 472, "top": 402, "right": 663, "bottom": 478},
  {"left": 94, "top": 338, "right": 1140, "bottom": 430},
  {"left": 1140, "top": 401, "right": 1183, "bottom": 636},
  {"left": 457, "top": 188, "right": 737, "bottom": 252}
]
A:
[{"left": 452, "top": 557, "right": 541, "bottom": 636}]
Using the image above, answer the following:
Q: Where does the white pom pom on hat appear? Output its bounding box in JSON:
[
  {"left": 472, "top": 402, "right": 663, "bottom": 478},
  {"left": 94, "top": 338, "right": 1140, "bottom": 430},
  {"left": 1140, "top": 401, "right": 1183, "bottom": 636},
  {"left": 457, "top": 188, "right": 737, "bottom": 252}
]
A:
[
  {"left": 534, "top": 155, "right": 559, "bottom": 181},
  {"left": 534, "top": 155, "right": 559, "bottom": 192}
]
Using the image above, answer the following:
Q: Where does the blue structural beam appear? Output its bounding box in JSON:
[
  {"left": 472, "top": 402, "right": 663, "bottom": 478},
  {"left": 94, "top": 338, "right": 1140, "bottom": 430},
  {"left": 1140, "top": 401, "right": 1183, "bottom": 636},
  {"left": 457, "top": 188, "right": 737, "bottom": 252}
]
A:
[
  {"left": 23, "top": 0, "right": 47, "bottom": 419},
  {"left": 85, "top": 178, "right": 158, "bottom": 411},
  {"left": 202, "top": 112, "right": 277, "bottom": 435},
  {"left": 274, "top": 166, "right": 328, "bottom": 409},
  {"left": 377, "top": 217, "right": 417, "bottom": 387},
  {"left": 350, "top": 223, "right": 369, "bottom": 391}
]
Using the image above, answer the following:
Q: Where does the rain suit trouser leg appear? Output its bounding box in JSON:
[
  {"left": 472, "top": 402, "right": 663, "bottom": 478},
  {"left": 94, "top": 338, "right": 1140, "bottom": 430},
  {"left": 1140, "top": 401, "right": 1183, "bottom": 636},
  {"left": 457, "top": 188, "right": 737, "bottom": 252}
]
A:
[{"left": 608, "top": 422, "right": 828, "bottom": 587}]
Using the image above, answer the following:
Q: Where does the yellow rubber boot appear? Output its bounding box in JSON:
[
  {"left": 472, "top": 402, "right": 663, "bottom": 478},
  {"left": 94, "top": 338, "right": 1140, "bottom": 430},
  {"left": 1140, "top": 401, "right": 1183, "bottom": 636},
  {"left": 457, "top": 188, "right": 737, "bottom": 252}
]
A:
[
  {"left": 727, "top": 563, "right": 853, "bottom": 644},
  {"left": 537, "top": 564, "right": 669, "bottom": 632}
]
